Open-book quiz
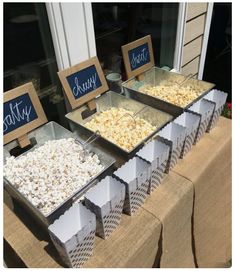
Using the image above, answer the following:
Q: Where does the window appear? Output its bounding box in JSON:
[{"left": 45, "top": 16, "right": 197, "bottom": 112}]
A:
[
  {"left": 92, "top": 3, "right": 179, "bottom": 78},
  {"left": 4, "top": 3, "right": 68, "bottom": 128}
]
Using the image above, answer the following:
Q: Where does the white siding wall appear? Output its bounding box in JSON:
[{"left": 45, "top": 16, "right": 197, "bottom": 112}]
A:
[{"left": 180, "top": 3, "right": 208, "bottom": 79}]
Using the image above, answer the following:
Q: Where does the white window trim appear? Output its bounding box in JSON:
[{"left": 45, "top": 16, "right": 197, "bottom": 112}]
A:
[
  {"left": 45, "top": 3, "right": 70, "bottom": 71},
  {"left": 198, "top": 3, "right": 214, "bottom": 80},
  {"left": 46, "top": 2, "right": 96, "bottom": 71},
  {"left": 172, "top": 3, "right": 187, "bottom": 73},
  {"left": 83, "top": 3, "right": 97, "bottom": 58},
  {"left": 173, "top": 3, "right": 214, "bottom": 79}
]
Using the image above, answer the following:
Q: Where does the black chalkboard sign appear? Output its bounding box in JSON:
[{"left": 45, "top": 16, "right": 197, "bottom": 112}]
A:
[
  {"left": 4, "top": 82, "right": 47, "bottom": 146},
  {"left": 4, "top": 93, "right": 38, "bottom": 135},
  {"left": 128, "top": 42, "right": 150, "bottom": 71},
  {"left": 66, "top": 65, "right": 102, "bottom": 100},
  {"left": 121, "top": 35, "right": 154, "bottom": 79},
  {"left": 58, "top": 56, "right": 108, "bottom": 110}
]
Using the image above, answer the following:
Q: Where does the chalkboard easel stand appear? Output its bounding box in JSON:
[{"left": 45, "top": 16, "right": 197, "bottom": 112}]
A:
[
  {"left": 87, "top": 99, "right": 96, "bottom": 111},
  {"left": 17, "top": 134, "right": 31, "bottom": 148},
  {"left": 136, "top": 74, "right": 145, "bottom": 82}
]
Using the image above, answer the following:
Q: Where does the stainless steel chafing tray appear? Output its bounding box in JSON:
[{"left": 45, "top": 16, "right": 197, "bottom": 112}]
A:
[
  {"left": 3, "top": 121, "right": 116, "bottom": 229},
  {"left": 122, "top": 67, "right": 215, "bottom": 117},
  {"left": 66, "top": 91, "right": 172, "bottom": 156}
]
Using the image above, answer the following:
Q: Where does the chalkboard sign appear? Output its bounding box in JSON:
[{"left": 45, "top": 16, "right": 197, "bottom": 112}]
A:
[
  {"left": 58, "top": 56, "right": 108, "bottom": 110},
  {"left": 122, "top": 35, "right": 154, "bottom": 79},
  {"left": 4, "top": 93, "right": 38, "bottom": 135},
  {"left": 4, "top": 82, "right": 47, "bottom": 145},
  {"left": 66, "top": 65, "right": 102, "bottom": 100},
  {"left": 128, "top": 42, "right": 150, "bottom": 71}
]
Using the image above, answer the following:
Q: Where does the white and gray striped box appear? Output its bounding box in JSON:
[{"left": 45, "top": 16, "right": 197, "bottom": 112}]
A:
[
  {"left": 84, "top": 176, "right": 125, "bottom": 240},
  {"left": 188, "top": 98, "right": 215, "bottom": 143},
  {"left": 136, "top": 140, "right": 170, "bottom": 193},
  {"left": 48, "top": 203, "right": 96, "bottom": 268},
  {"left": 113, "top": 157, "right": 150, "bottom": 216},
  {"left": 174, "top": 111, "right": 201, "bottom": 158},
  {"left": 203, "top": 89, "right": 228, "bottom": 131},
  {"left": 157, "top": 122, "right": 186, "bottom": 172}
]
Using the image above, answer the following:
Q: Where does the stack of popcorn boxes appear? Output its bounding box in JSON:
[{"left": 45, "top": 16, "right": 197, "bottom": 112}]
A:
[
  {"left": 203, "top": 89, "right": 228, "bottom": 131},
  {"left": 156, "top": 122, "right": 186, "bottom": 172},
  {"left": 188, "top": 99, "right": 215, "bottom": 142},
  {"left": 113, "top": 157, "right": 150, "bottom": 215},
  {"left": 173, "top": 111, "right": 201, "bottom": 157},
  {"left": 136, "top": 140, "right": 170, "bottom": 193},
  {"left": 48, "top": 203, "right": 96, "bottom": 268},
  {"left": 84, "top": 176, "right": 125, "bottom": 239}
]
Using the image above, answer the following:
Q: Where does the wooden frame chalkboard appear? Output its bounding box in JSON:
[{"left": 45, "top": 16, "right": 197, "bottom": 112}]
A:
[
  {"left": 4, "top": 82, "right": 47, "bottom": 146},
  {"left": 58, "top": 56, "right": 108, "bottom": 110},
  {"left": 121, "top": 35, "right": 154, "bottom": 79}
]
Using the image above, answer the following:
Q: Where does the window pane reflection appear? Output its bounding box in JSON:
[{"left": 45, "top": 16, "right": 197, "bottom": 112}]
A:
[
  {"left": 92, "top": 3, "right": 179, "bottom": 78},
  {"left": 4, "top": 3, "right": 68, "bottom": 128}
]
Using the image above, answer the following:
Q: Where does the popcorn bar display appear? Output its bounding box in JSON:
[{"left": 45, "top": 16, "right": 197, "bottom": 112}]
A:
[
  {"left": 3, "top": 138, "right": 104, "bottom": 216},
  {"left": 48, "top": 203, "right": 96, "bottom": 268},
  {"left": 138, "top": 83, "right": 205, "bottom": 108},
  {"left": 85, "top": 176, "right": 125, "bottom": 239},
  {"left": 84, "top": 107, "right": 156, "bottom": 152}
]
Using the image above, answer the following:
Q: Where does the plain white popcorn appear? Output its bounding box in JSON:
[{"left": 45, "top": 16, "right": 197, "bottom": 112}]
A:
[{"left": 3, "top": 138, "right": 104, "bottom": 216}]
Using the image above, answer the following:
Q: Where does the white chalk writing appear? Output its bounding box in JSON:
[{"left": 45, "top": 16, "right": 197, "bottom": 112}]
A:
[
  {"left": 131, "top": 47, "right": 149, "bottom": 69},
  {"left": 4, "top": 101, "right": 32, "bottom": 132},
  {"left": 72, "top": 73, "right": 98, "bottom": 97}
]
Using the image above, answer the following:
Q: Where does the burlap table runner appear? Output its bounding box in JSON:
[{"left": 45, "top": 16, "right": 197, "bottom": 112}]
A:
[
  {"left": 84, "top": 209, "right": 161, "bottom": 268},
  {"left": 173, "top": 117, "right": 232, "bottom": 267},
  {"left": 142, "top": 171, "right": 195, "bottom": 268}
]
